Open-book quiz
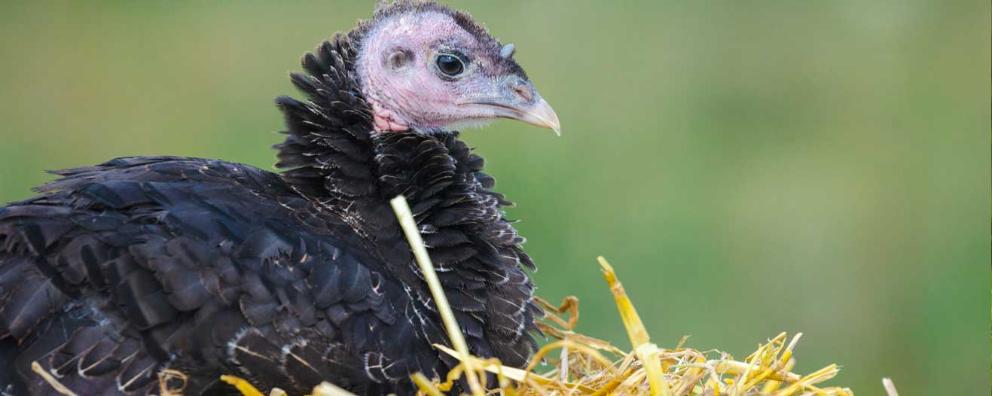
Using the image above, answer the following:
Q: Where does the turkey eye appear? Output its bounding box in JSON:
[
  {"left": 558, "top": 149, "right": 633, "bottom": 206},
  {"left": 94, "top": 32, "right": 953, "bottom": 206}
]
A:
[{"left": 435, "top": 54, "right": 465, "bottom": 77}]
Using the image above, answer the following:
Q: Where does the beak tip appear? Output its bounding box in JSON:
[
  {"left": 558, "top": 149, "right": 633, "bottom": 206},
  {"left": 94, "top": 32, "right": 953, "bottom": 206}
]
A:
[
  {"left": 547, "top": 107, "right": 561, "bottom": 136},
  {"left": 529, "top": 97, "right": 561, "bottom": 136}
]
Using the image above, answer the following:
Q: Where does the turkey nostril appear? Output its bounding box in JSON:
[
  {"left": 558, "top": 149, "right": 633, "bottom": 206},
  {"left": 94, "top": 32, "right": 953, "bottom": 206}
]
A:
[{"left": 512, "top": 84, "right": 533, "bottom": 102}]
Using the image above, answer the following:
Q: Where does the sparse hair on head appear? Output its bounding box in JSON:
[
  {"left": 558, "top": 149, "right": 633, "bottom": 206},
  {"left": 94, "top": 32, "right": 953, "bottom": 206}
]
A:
[{"left": 360, "top": 0, "right": 504, "bottom": 56}]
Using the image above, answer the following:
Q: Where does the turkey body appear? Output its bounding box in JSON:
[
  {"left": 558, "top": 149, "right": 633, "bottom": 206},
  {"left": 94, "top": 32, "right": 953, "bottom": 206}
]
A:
[{"left": 0, "top": 28, "right": 539, "bottom": 396}]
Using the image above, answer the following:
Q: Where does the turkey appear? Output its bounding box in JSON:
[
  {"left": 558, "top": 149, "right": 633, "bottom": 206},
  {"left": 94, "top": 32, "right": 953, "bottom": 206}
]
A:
[{"left": 0, "top": 1, "right": 560, "bottom": 395}]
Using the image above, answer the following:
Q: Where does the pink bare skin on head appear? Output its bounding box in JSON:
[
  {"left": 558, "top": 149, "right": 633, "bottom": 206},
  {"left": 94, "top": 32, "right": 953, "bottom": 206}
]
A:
[{"left": 355, "top": 6, "right": 560, "bottom": 135}]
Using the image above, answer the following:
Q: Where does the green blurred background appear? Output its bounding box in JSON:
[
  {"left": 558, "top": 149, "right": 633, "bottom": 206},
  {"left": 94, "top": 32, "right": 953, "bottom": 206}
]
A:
[{"left": 0, "top": 1, "right": 988, "bottom": 393}]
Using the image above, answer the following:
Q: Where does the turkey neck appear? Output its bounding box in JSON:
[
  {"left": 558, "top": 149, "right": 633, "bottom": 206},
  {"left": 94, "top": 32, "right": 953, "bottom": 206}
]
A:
[{"left": 274, "top": 34, "right": 533, "bottom": 287}]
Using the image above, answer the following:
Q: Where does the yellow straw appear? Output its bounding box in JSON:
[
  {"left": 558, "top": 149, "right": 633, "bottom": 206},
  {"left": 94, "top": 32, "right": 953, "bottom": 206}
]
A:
[
  {"left": 598, "top": 256, "right": 672, "bottom": 396},
  {"left": 391, "top": 195, "right": 484, "bottom": 395},
  {"left": 219, "top": 375, "right": 264, "bottom": 396}
]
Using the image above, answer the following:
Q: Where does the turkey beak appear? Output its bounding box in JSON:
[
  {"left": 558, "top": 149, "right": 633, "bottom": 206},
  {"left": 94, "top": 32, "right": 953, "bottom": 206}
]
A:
[
  {"left": 470, "top": 78, "right": 561, "bottom": 135},
  {"left": 514, "top": 97, "right": 561, "bottom": 136},
  {"left": 504, "top": 78, "right": 560, "bottom": 135}
]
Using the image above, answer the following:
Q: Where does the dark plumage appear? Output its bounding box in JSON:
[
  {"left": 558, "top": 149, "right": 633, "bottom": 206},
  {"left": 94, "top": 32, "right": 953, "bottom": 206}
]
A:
[{"left": 0, "top": 2, "right": 559, "bottom": 395}]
